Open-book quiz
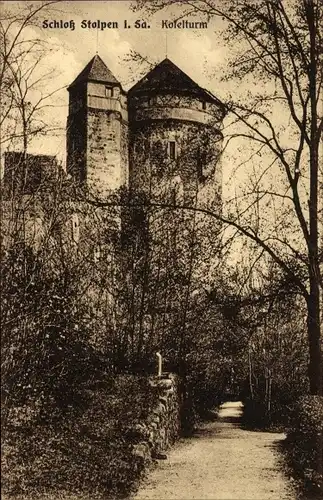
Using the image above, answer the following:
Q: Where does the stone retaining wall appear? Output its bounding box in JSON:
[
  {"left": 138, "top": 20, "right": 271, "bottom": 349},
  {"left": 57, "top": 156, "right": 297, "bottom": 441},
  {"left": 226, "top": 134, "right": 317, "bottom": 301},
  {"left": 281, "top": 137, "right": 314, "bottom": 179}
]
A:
[{"left": 131, "top": 373, "right": 181, "bottom": 462}]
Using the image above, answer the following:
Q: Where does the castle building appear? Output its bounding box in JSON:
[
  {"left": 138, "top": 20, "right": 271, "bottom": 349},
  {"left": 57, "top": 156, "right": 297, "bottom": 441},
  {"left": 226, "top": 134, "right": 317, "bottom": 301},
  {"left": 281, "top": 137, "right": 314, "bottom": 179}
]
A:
[
  {"left": 1, "top": 55, "right": 226, "bottom": 359},
  {"left": 2, "top": 55, "right": 225, "bottom": 258},
  {"left": 66, "top": 55, "right": 225, "bottom": 204}
]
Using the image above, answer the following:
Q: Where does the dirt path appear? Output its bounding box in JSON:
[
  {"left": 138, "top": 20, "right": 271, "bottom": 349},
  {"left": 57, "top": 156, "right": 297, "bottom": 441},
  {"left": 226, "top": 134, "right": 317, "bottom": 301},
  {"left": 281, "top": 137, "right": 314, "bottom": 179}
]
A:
[{"left": 133, "top": 401, "right": 297, "bottom": 500}]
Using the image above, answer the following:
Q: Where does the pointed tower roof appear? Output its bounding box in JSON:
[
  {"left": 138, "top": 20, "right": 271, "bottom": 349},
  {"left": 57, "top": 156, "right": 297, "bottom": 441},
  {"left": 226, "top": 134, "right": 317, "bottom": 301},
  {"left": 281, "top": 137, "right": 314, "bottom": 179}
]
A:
[
  {"left": 129, "top": 58, "right": 222, "bottom": 105},
  {"left": 68, "top": 54, "right": 120, "bottom": 89}
]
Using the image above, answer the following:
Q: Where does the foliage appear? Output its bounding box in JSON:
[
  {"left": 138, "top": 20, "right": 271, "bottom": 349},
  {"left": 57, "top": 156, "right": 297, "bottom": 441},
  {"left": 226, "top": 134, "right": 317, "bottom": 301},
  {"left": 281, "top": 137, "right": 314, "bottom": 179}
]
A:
[
  {"left": 240, "top": 278, "right": 309, "bottom": 428},
  {"left": 1, "top": 245, "right": 94, "bottom": 412},
  {"left": 2, "top": 375, "right": 158, "bottom": 499},
  {"left": 0, "top": 174, "right": 123, "bottom": 414},
  {"left": 284, "top": 396, "right": 323, "bottom": 493}
]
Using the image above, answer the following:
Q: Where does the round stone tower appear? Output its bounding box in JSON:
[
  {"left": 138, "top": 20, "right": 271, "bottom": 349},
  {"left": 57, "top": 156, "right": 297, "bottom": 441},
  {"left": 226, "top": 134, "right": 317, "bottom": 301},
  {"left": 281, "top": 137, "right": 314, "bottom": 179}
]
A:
[
  {"left": 67, "top": 55, "right": 128, "bottom": 197},
  {"left": 128, "top": 58, "right": 225, "bottom": 206}
]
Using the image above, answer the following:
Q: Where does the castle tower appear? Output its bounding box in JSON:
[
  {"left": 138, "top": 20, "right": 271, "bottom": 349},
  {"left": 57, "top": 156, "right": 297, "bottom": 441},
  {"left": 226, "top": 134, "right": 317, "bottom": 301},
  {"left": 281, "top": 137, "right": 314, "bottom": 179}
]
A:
[
  {"left": 128, "top": 58, "right": 225, "bottom": 207},
  {"left": 66, "top": 55, "right": 128, "bottom": 197}
]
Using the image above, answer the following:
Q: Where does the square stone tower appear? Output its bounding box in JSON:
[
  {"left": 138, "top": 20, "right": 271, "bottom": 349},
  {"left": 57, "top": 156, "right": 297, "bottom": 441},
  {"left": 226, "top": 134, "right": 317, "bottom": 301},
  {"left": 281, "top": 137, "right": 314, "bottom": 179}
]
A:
[{"left": 66, "top": 55, "right": 128, "bottom": 198}]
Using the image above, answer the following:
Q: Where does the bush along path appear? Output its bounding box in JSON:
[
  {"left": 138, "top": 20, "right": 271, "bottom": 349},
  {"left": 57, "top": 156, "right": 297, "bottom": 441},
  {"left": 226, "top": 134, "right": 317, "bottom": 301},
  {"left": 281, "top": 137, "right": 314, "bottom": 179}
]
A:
[{"left": 133, "top": 401, "right": 297, "bottom": 500}]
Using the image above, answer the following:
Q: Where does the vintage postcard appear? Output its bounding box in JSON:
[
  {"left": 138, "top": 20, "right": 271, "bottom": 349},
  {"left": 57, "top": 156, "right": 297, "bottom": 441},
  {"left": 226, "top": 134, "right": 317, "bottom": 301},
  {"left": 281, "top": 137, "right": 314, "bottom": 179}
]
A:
[{"left": 1, "top": 1, "right": 322, "bottom": 499}]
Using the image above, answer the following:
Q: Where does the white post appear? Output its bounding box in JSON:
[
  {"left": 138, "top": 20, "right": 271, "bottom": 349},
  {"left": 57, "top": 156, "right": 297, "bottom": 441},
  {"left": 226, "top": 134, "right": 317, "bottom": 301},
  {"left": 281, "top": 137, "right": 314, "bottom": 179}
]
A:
[{"left": 156, "top": 352, "right": 162, "bottom": 377}]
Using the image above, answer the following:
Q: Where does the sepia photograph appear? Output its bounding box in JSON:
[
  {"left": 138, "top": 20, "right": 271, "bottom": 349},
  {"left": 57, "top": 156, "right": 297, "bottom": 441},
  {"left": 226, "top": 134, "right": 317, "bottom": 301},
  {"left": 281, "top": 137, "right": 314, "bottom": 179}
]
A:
[{"left": 0, "top": 1, "right": 322, "bottom": 499}]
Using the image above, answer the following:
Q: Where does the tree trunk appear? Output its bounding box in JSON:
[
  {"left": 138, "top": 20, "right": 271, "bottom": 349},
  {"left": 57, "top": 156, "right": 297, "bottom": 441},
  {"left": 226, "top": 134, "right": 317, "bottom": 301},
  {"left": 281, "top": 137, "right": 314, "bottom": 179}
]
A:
[
  {"left": 305, "top": 0, "right": 322, "bottom": 397},
  {"left": 306, "top": 284, "right": 322, "bottom": 395},
  {"left": 248, "top": 348, "right": 254, "bottom": 400}
]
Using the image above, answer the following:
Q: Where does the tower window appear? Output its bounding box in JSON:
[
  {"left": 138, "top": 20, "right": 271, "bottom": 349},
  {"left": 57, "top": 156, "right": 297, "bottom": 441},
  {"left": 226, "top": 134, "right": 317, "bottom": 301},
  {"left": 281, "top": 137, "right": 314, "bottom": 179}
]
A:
[
  {"left": 168, "top": 141, "right": 177, "bottom": 160},
  {"left": 202, "top": 101, "right": 207, "bottom": 110},
  {"left": 105, "top": 87, "right": 113, "bottom": 97}
]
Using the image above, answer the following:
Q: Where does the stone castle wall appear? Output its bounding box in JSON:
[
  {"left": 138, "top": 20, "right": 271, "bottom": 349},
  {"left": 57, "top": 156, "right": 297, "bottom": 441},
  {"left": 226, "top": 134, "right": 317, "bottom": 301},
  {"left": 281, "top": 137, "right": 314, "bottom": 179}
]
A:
[
  {"left": 131, "top": 373, "right": 182, "bottom": 462},
  {"left": 87, "top": 109, "right": 127, "bottom": 194}
]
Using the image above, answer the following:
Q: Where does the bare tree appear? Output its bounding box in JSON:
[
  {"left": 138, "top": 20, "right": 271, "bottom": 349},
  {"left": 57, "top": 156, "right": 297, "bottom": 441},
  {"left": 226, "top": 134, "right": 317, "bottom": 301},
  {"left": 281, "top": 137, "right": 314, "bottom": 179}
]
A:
[{"left": 0, "top": 1, "right": 63, "bottom": 161}]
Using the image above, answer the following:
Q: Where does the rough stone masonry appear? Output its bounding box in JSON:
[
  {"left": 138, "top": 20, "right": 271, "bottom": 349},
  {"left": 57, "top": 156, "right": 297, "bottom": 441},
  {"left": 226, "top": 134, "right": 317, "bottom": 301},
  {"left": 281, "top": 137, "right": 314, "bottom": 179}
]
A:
[{"left": 131, "top": 373, "right": 181, "bottom": 462}]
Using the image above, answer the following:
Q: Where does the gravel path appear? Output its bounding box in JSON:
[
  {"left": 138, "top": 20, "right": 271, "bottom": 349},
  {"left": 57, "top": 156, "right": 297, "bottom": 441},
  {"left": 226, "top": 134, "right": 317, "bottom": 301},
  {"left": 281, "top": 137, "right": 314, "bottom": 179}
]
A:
[{"left": 133, "top": 401, "right": 297, "bottom": 500}]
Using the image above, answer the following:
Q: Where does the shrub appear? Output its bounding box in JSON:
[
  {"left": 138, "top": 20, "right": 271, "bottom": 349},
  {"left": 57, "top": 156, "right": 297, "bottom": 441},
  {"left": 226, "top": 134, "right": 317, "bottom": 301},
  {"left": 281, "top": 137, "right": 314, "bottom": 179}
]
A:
[
  {"left": 2, "top": 375, "right": 159, "bottom": 499},
  {"left": 285, "top": 395, "right": 323, "bottom": 493},
  {"left": 242, "top": 397, "right": 271, "bottom": 428},
  {"left": 242, "top": 389, "right": 302, "bottom": 430}
]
